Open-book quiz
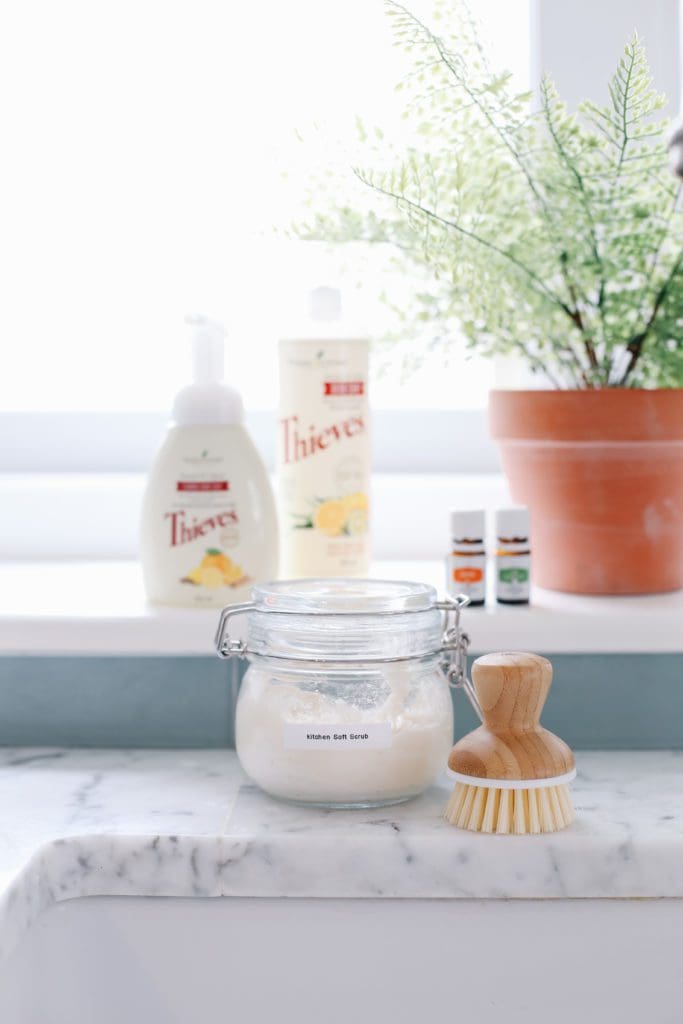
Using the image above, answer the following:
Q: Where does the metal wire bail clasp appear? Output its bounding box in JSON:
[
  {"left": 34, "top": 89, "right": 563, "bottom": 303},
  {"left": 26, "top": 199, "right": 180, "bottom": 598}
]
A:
[
  {"left": 434, "top": 594, "right": 482, "bottom": 722},
  {"left": 214, "top": 602, "right": 255, "bottom": 659}
]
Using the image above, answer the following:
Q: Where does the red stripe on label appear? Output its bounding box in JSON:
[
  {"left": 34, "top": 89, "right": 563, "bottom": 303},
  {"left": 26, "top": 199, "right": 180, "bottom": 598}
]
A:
[
  {"left": 324, "top": 381, "right": 365, "bottom": 396},
  {"left": 176, "top": 481, "right": 229, "bottom": 492}
]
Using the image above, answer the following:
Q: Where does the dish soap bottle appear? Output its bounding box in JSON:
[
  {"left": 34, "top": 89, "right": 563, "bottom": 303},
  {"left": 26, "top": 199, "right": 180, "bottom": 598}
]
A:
[
  {"left": 278, "top": 287, "right": 371, "bottom": 578},
  {"left": 141, "top": 315, "right": 278, "bottom": 607}
]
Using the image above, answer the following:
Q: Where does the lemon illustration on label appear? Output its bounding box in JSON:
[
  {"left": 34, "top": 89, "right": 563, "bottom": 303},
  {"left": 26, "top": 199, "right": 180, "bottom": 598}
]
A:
[
  {"left": 313, "top": 500, "right": 348, "bottom": 537},
  {"left": 342, "top": 492, "right": 368, "bottom": 514},
  {"left": 346, "top": 508, "right": 368, "bottom": 535},
  {"left": 294, "top": 492, "right": 369, "bottom": 538},
  {"left": 182, "top": 549, "right": 248, "bottom": 589}
]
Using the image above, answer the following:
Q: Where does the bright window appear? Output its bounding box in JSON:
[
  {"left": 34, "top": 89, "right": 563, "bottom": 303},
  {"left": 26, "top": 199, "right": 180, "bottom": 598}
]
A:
[{"left": 0, "top": 0, "right": 530, "bottom": 419}]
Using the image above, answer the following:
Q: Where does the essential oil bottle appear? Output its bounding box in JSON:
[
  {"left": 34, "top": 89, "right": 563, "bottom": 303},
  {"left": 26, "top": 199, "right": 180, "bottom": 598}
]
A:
[
  {"left": 495, "top": 507, "right": 531, "bottom": 605},
  {"left": 448, "top": 509, "right": 486, "bottom": 606}
]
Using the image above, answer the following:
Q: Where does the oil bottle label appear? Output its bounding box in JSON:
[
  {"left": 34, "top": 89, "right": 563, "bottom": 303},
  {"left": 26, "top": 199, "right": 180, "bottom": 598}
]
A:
[
  {"left": 499, "top": 568, "right": 529, "bottom": 583},
  {"left": 448, "top": 553, "right": 486, "bottom": 603},
  {"left": 496, "top": 555, "right": 531, "bottom": 601}
]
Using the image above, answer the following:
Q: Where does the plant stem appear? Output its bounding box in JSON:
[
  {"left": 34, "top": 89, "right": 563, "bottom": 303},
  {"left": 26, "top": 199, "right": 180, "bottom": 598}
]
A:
[
  {"left": 386, "top": 1, "right": 587, "bottom": 325},
  {"left": 564, "top": 276, "right": 599, "bottom": 384},
  {"left": 613, "top": 46, "right": 636, "bottom": 184},
  {"left": 640, "top": 182, "right": 682, "bottom": 305},
  {"left": 355, "top": 170, "right": 573, "bottom": 315},
  {"left": 541, "top": 77, "right": 607, "bottom": 371},
  {"left": 620, "top": 245, "right": 683, "bottom": 384},
  {"left": 356, "top": 170, "right": 597, "bottom": 386}
]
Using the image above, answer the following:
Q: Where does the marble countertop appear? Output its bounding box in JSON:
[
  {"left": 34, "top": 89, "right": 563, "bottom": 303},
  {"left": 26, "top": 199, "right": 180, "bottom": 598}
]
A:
[{"left": 1, "top": 747, "right": 682, "bottom": 961}]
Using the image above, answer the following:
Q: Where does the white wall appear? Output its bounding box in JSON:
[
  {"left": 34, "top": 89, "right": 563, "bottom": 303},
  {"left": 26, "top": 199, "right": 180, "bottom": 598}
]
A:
[{"left": 531, "top": 0, "right": 681, "bottom": 111}]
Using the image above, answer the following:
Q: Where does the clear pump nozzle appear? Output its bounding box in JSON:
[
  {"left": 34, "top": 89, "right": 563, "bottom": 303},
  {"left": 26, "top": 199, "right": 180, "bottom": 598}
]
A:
[
  {"left": 185, "top": 313, "right": 226, "bottom": 384},
  {"left": 172, "top": 314, "right": 243, "bottom": 424}
]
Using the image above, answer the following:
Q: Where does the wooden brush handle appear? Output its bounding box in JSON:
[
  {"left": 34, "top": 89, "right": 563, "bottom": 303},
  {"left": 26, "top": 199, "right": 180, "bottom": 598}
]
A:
[
  {"left": 475, "top": 651, "right": 551, "bottom": 731},
  {"left": 448, "top": 652, "right": 575, "bottom": 781}
]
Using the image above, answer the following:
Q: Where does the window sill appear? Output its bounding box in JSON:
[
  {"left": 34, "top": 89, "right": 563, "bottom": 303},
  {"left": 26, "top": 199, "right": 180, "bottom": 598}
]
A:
[
  {"left": 0, "top": 472, "right": 508, "bottom": 561},
  {"left": 1, "top": 559, "right": 681, "bottom": 655}
]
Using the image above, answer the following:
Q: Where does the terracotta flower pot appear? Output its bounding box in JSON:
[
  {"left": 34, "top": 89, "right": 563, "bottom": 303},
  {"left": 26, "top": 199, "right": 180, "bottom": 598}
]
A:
[{"left": 489, "top": 389, "right": 683, "bottom": 594}]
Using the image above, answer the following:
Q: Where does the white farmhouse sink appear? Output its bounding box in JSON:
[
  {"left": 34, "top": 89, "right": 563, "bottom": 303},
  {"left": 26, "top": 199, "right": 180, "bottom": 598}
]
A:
[
  {"left": 1, "top": 750, "right": 682, "bottom": 1024},
  {"left": 1, "top": 895, "right": 682, "bottom": 1024}
]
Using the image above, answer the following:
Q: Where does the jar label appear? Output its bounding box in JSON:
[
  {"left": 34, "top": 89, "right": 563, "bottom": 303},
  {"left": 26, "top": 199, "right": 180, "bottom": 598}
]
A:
[{"left": 283, "top": 722, "right": 393, "bottom": 750}]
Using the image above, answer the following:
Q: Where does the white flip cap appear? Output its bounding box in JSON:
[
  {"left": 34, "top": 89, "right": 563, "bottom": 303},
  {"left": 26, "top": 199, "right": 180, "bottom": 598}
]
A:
[
  {"left": 450, "top": 508, "right": 485, "bottom": 542},
  {"left": 495, "top": 506, "right": 529, "bottom": 540}
]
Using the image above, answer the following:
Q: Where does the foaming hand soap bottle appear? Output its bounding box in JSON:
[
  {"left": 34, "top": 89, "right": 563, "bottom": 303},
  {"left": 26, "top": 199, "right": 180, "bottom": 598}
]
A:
[{"left": 141, "top": 315, "right": 278, "bottom": 607}]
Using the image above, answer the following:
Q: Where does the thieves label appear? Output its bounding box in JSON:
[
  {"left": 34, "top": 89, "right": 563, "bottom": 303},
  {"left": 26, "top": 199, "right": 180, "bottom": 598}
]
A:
[{"left": 283, "top": 722, "right": 393, "bottom": 750}]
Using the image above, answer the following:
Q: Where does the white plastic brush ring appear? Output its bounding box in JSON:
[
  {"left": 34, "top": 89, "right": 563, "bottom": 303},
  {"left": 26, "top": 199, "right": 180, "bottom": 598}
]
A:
[{"left": 446, "top": 768, "right": 576, "bottom": 791}]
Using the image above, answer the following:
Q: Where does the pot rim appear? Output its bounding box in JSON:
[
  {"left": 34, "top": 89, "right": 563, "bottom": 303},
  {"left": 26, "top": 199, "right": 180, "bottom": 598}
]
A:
[
  {"left": 488, "top": 387, "right": 683, "bottom": 442},
  {"left": 489, "top": 387, "right": 683, "bottom": 395}
]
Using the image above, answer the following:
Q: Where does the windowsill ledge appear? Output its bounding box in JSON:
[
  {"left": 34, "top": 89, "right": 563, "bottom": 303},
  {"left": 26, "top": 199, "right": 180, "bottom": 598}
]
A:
[
  {"left": 0, "top": 472, "right": 509, "bottom": 561},
  {"left": 1, "top": 560, "right": 681, "bottom": 656}
]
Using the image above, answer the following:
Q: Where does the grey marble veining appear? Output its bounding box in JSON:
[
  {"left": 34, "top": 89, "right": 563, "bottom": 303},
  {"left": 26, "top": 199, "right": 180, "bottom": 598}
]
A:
[{"left": 0, "top": 748, "right": 682, "bottom": 962}]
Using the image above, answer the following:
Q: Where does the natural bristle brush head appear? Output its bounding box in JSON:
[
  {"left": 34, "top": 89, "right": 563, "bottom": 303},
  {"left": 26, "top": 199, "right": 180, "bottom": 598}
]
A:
[{"left": 445, "top": 652, "right": 576, "bottom": 835}]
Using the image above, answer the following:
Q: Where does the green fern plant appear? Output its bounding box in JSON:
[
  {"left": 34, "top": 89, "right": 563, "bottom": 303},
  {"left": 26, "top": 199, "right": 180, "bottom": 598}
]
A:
[{"left": 299, "top": 1, "right": 683, "bottom": 388}]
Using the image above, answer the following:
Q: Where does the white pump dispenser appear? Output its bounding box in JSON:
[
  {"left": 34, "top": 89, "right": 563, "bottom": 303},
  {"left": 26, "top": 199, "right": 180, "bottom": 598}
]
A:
[
  {"left": 141, "top": 316, "right": 278, "bottom": 608},
  {"left": 172, "top": 316, "right": 243, "bottom": 425}
]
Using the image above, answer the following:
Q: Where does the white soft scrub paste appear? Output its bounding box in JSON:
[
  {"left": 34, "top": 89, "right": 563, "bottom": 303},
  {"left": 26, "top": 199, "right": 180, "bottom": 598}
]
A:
[{"left": 236, "top": 661, "right": 454, "bottom": 805}]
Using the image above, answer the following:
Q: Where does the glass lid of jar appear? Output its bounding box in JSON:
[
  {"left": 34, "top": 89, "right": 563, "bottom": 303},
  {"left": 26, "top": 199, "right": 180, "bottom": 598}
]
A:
[
  {"left": 241, "top": 578, "right": 443, "bottom": 662},
  {"left": 251, "top": 578, "right": 437, "bottom": 616}
]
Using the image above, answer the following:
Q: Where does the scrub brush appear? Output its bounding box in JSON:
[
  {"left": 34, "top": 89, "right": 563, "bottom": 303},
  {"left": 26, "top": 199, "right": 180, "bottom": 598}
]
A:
[{"left": 445, "top": 652, "right": 576, "bottom": 834}]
